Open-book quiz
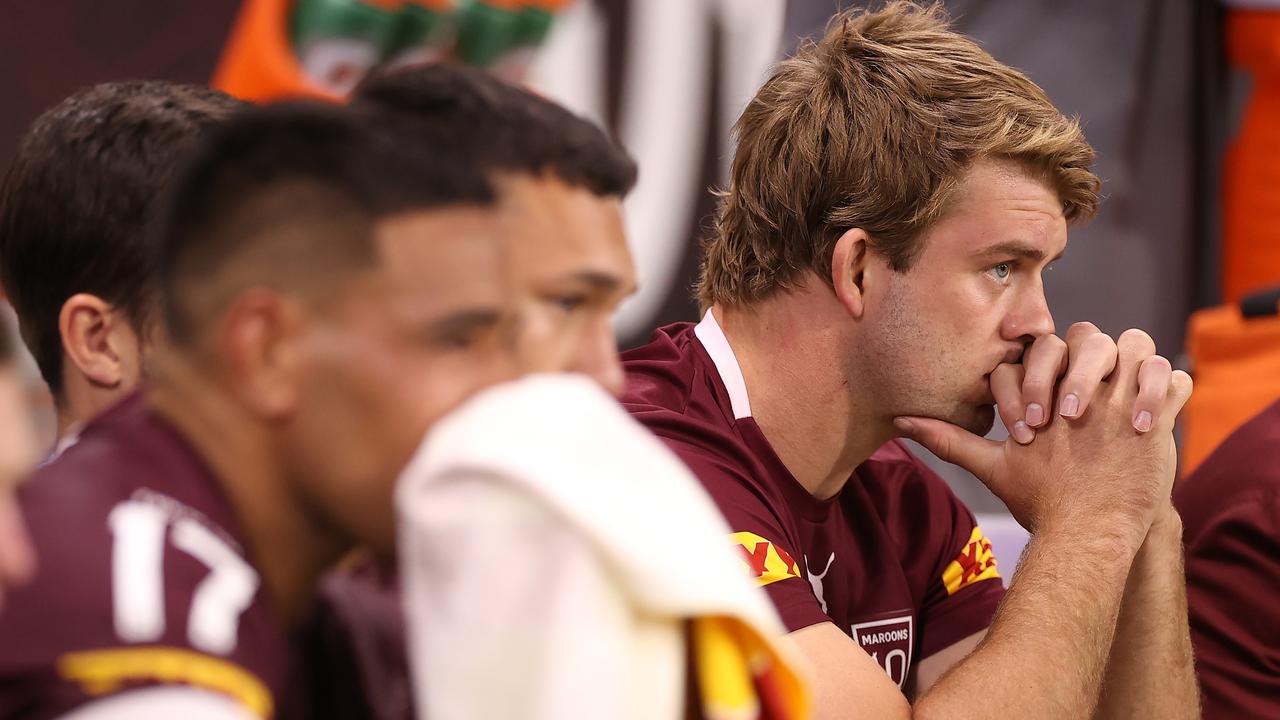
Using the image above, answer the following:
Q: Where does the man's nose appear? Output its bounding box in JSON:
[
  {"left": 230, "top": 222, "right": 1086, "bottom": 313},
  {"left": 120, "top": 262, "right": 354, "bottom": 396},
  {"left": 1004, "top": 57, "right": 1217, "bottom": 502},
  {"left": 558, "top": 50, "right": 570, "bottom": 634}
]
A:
[
  {"left": 575, "top": 326, "right": 625, "bottom": 397},
  {"left": 1004, "top": 288, "right": 1056, "bottom": 341}
]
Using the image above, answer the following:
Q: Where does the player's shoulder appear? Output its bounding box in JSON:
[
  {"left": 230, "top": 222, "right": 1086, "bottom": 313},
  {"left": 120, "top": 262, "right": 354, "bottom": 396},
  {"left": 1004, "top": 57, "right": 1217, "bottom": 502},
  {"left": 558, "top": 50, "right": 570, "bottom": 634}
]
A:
[
  {"left": 1177, "top": 400, "right": 1280, "bottom": 545},
  {"left": 620, "top": 321, "right": 704, "bottom": 414}
]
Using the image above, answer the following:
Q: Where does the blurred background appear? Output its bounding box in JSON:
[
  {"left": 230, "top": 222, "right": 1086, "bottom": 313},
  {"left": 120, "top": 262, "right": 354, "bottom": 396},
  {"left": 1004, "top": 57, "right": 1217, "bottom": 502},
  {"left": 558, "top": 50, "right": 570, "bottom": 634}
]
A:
[{"left": 2, "top": 0, "right": 1277, "bottom": 571}]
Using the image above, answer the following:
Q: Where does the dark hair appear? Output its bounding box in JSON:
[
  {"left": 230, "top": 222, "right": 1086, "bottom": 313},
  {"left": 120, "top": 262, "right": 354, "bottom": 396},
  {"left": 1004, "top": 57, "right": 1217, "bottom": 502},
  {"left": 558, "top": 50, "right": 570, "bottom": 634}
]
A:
[
  {"left": 159, "top": 100, "right": 496, "bottom": 345},
  {"left": 353, "top": 63, "right": 637, "bottom": 197},
  {"left": 0, "top": 81, "right": 244, "bottom": 396}
]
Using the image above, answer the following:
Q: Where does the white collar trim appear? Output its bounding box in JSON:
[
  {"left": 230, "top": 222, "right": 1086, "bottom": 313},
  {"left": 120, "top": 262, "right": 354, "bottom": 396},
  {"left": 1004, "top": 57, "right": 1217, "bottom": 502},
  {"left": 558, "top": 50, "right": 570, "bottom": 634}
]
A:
[{"left": 694, "top": 309, "right": 753, "bottom": 420}]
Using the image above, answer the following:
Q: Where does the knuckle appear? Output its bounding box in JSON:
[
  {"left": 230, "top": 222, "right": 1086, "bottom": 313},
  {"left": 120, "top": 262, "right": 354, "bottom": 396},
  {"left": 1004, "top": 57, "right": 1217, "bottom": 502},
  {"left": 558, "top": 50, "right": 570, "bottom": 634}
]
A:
[
  {"left": 1062, "top": 369, "right": 1094, "bottom": 387},
  {"left": 1118, "top": 328, "right": 1157, "bottom": 355},
  {"left": 1021, "top": 377, "right": 1052, "bottom": 397},
  {"left": 1144, "top": 354, "right": 1172, "bottom": 373},
  {"left": 1081, "top": 332, "right": 1117, "bottom": 355},
  {"left": 1173, "top": 370, "right": 1194, "bottom": 394},
  {"left": 1066, "top": 321, "right": 1101, "bottom": 342}
]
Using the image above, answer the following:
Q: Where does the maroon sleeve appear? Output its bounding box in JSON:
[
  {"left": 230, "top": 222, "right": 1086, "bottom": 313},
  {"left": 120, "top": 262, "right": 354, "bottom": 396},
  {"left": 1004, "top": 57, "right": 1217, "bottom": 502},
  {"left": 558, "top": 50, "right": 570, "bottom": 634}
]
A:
[
  {"left": 659, "top": 435, "right": 830, "bottom": 634},
  {"left": 1183, "top": 493, "right": 1280, "bottom": 719},
  {"left": 871, "top": 449, "right": 1003, "bottom": 659}
]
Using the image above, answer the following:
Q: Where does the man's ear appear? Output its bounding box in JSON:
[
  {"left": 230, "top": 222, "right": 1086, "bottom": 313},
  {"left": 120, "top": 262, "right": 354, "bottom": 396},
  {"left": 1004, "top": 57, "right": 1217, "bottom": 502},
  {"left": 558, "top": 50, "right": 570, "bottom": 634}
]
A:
[
  {"left": 58, "top": 293, "right": 138, "bottom": 389},
  {"left": 830, "top": 228, "right": 872, "bottom": 319},
  {"left": 218, "top": 288, "right": 304, "bottom": 421}
]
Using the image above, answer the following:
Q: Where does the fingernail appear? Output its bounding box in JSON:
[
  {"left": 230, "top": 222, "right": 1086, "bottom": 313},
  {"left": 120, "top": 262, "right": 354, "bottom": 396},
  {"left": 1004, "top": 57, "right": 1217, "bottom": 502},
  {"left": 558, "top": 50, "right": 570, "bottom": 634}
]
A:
[
  {"left": 893, "top": 417, "right": 915, "bottom": 435},
  {"left": 1012, "top": 420, "right": 1034, "bottom": 444},
  {"left": 1060, "top": 393, "right": 1080, "bottom": 418},
  {"left": 1025, "top": 403, "right": 1044, "bottom": 427},
  {"left": 1134, "top": 410, "right": 1152, "bottom": 433}
]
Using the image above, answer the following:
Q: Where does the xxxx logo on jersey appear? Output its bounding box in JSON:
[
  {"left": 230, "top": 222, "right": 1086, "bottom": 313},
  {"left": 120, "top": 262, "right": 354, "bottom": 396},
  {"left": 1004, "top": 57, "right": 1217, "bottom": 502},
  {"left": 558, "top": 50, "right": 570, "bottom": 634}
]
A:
[
  {"left": 730, "top": 531, "right": 801, "bottom": 587},
  {"left": 941, "top": 526, "right": 1000, "bottom": 595}
]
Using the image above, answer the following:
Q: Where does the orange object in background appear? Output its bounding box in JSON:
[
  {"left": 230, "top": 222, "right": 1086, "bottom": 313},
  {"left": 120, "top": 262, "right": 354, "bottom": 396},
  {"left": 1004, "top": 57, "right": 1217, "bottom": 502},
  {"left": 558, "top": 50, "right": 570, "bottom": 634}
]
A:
[
  {"left": 213, "top": 0, "right": 343, "bottom": 102},
  {"left": 212, "top": 0, "right": 570, "bottom": 102},
  {"left": 1181, "top": 287, "right": 1280, "bottom": 476},
  {"left": 1221, "top": 9, "right": 1280, "bottom": 303}
]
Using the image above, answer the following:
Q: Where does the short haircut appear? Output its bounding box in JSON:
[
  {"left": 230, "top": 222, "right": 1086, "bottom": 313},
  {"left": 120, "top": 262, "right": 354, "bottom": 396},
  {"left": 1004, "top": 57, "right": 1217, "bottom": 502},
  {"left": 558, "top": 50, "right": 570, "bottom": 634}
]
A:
[
  {"left": 352, "top": 63, "right": 637, "bottom": 198},
  {"left": 158, "top": 100, "right": 496, "bottom": 346},
  {"left": 698, "top": 1, "right": 1101, "bottom": 309},
  {"left": 0, "top": 81, "right": 244, "bottom": 396}
]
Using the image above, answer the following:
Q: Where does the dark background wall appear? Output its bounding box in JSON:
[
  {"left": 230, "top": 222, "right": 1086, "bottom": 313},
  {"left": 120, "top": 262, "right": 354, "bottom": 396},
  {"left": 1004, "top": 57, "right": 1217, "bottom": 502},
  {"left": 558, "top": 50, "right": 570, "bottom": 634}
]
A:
[{"left": 0, "top": 1, "right": 240, "bottom": 163}]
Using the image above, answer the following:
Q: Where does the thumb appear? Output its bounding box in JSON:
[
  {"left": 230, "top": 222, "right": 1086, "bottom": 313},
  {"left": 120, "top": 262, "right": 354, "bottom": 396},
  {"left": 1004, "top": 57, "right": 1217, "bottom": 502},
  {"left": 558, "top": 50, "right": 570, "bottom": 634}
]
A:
[{"left": 894, "top": 416, "right": 1003, "bottom": 485}]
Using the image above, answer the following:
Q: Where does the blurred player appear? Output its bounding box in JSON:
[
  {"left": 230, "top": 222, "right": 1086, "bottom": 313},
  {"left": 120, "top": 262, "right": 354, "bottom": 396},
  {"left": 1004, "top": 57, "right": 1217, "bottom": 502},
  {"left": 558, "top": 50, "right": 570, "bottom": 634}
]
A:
[
  {"left": 0, "top": 325, "right": 39, "bottom": 612},
  {"left": 0, "top": 81, "right": 245, "bottom": 452},
  {"left": 1174, "top": 400, "right": 1280, "bottom": 718},
  {"left": 0, "top": 81, "right": 244, "bottom": 615},
  {"left": 0, "top": 100, "right": 518, "bottom": 718},
  {"left": 355, "top": 65, "right": 808, "bottom": 719},
  {"left": 621, "top": 4, "right": 1197, "bottom": 719}
]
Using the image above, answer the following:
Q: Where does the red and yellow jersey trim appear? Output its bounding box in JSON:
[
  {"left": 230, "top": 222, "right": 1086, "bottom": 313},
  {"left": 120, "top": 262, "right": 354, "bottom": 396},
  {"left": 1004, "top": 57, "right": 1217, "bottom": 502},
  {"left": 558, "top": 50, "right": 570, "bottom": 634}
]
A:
[
  {"left": 730, "top": 532, "right": 802, "bottom": 587},
  {"left": 57, "top": 646, "right": 273, "bottom": 718},
  {"left": 941, "top": 526, "right": 1000, "bottom": 595}
]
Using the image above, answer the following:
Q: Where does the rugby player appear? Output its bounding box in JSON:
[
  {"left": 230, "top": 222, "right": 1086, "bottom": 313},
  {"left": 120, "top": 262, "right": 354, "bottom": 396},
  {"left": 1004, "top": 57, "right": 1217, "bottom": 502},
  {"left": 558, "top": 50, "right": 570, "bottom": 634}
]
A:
[
  {"left": 0, "top": 328, "right": 39, "bottom": 612},
  {"left": 0, "top": 100, "right": 519, "bottom": 717},
  {"left": 0, "top": 81, "right": 244, "bottom": 451},
  {"left": 621, "top": 4, "right": 1197, "bottom": 718},
  {"left": 355, "top": 65, "right": 808, "bottom": 719},
  {"left": 1174, "top": 400, "right": 1280, "bottom": 718},
  {"left": 0, "top": 80, "right": 243, "bottom": 616}
]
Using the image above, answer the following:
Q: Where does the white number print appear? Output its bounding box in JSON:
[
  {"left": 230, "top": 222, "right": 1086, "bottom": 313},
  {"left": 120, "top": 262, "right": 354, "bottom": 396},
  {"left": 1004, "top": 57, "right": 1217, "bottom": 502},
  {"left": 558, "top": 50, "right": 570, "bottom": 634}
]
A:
[{"left": 107, "top": 500, "right": 260, "bottom": 655}]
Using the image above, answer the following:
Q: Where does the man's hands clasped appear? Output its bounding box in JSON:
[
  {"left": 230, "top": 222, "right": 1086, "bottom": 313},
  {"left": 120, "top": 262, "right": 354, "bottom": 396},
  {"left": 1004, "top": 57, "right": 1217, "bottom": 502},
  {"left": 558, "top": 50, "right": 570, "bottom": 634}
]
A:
[{"left": 896, "top": 322, "right": 1192, "bottom": 553}]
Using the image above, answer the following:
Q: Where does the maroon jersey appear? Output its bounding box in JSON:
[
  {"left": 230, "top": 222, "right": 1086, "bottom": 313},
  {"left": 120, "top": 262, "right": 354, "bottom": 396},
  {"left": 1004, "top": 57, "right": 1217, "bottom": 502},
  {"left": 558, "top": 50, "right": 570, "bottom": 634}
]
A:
[
  {"left": 1174, "top": 400, "right": 1280, "bottom": 719},
  {"left": 301, "top": 562, "right": 412, "bottom": 720},
  {"left": 0, "top": 393, "right": 293, "bottom": 719},
  {"left": 621, "top": 316, "right": 1004, "bottom": 688}
]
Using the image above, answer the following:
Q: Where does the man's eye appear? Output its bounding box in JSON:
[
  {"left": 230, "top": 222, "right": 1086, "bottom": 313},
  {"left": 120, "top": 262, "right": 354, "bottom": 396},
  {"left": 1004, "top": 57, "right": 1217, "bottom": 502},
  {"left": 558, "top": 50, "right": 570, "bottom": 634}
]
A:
[
  {"left": 551, "top": 294, "right": 587, "bottom": 312},
  {"left": 436, "top": 333, "right": 474, "bottom": 349},
  {"left": 990, "top": 263, "right": 1012, "bottom": 281}
]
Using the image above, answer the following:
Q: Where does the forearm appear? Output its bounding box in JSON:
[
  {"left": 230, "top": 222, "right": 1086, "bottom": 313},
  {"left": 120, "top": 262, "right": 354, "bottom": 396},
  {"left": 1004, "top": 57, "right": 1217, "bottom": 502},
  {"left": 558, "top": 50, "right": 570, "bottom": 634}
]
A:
[
  {"left": 914, "top": 523, "right": 1138, "bottom": 719},
  {"left": 1094, "top": 507, "right": 1199, "bottom": 719}
]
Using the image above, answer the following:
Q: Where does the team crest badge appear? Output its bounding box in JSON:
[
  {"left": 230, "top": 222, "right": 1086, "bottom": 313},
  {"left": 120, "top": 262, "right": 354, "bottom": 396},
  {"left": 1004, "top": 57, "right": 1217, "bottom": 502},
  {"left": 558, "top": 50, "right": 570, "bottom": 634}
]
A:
[{"left": 851, "top": 614, "right": 914, "bottom": 688}]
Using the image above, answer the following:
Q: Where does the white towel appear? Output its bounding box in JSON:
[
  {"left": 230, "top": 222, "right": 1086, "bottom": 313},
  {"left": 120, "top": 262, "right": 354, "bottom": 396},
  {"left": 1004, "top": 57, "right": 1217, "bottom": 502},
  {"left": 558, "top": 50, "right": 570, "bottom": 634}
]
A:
[{"left": 395, "top": 373, "right": 808, "bottom": 720}]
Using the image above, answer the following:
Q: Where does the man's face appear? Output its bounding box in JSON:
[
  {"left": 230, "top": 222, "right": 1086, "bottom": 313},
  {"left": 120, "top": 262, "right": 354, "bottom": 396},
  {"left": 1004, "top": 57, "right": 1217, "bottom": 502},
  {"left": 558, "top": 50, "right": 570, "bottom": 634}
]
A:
[
  {"left": 287, "top": 207, "right": 517, "bottom": 554},
  {"left": 856, "top": 158, "right": 1064, "bottom": 435},
  {"left": 497, "top": 174, "right": 636, "bottom": 396}
]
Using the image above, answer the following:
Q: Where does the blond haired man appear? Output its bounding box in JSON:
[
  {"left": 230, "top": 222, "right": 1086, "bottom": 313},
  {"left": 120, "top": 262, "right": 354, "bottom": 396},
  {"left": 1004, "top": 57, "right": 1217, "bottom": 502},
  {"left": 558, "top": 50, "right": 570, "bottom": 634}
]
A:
[{"left": 622, "top": 3, "right": 1198, "bottom": 718}]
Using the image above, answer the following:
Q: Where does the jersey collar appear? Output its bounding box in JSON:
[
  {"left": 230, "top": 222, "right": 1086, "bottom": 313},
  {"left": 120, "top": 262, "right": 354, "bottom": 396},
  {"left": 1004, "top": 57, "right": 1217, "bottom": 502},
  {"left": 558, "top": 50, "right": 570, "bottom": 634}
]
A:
[{"left": 694, "top": 309, "right": 753, "bottom": 421}]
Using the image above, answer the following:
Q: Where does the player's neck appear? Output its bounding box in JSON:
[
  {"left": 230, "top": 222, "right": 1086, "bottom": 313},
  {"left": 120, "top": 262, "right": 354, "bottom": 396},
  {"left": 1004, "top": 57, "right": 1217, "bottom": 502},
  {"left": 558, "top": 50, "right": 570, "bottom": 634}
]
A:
[
  {"left": 56, "top": 367, "right": 126, "bottom": 446},
  {"left": 716, "top": 293, "right": 892, "bottom": 501},
  {"left": 147, "top": 354, "right": 346, "bottom": 627}
]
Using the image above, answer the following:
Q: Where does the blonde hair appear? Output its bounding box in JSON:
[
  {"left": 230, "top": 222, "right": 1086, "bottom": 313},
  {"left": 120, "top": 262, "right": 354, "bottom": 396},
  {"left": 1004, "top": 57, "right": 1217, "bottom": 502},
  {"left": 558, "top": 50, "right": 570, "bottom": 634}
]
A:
[{"left": 697, "top": 1, "right": 1100, "bottom": 308}]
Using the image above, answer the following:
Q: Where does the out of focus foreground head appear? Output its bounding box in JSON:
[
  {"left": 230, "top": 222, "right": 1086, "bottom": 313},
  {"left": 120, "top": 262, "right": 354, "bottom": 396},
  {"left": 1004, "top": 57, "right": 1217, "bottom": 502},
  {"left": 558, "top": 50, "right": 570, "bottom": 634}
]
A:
[
  {"left": 354, "top": 64, "right": 639, "bottom": 395},
  {"left": 0, "top": 81, "right": 244, "bottom": 442},
  {"left": 154, "top": 100, "right": 516, "bottom": 561}
]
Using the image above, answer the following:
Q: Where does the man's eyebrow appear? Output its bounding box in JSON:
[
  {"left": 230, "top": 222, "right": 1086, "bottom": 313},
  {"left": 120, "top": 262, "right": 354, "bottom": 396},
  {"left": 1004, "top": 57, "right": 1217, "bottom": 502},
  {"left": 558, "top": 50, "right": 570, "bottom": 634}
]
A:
[
  {"left": 975, "top": 241, "right": 1065, "bottom": 264},
  {"left": 428, "top": 307, "right": 504, "bottom": 336},
  {"left": 566, "top": 270, "right": 636, "bottom": 296}
]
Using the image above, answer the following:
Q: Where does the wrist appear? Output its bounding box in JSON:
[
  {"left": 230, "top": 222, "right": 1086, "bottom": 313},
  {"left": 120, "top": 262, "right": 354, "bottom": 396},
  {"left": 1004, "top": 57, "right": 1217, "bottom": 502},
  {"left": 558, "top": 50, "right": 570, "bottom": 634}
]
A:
[
  {"left": 1148, "top": 503, "right": 1181, "bottom": 533},
  {"left": 1033, "top": 513, "right": 1145, "bottom": 570}
]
